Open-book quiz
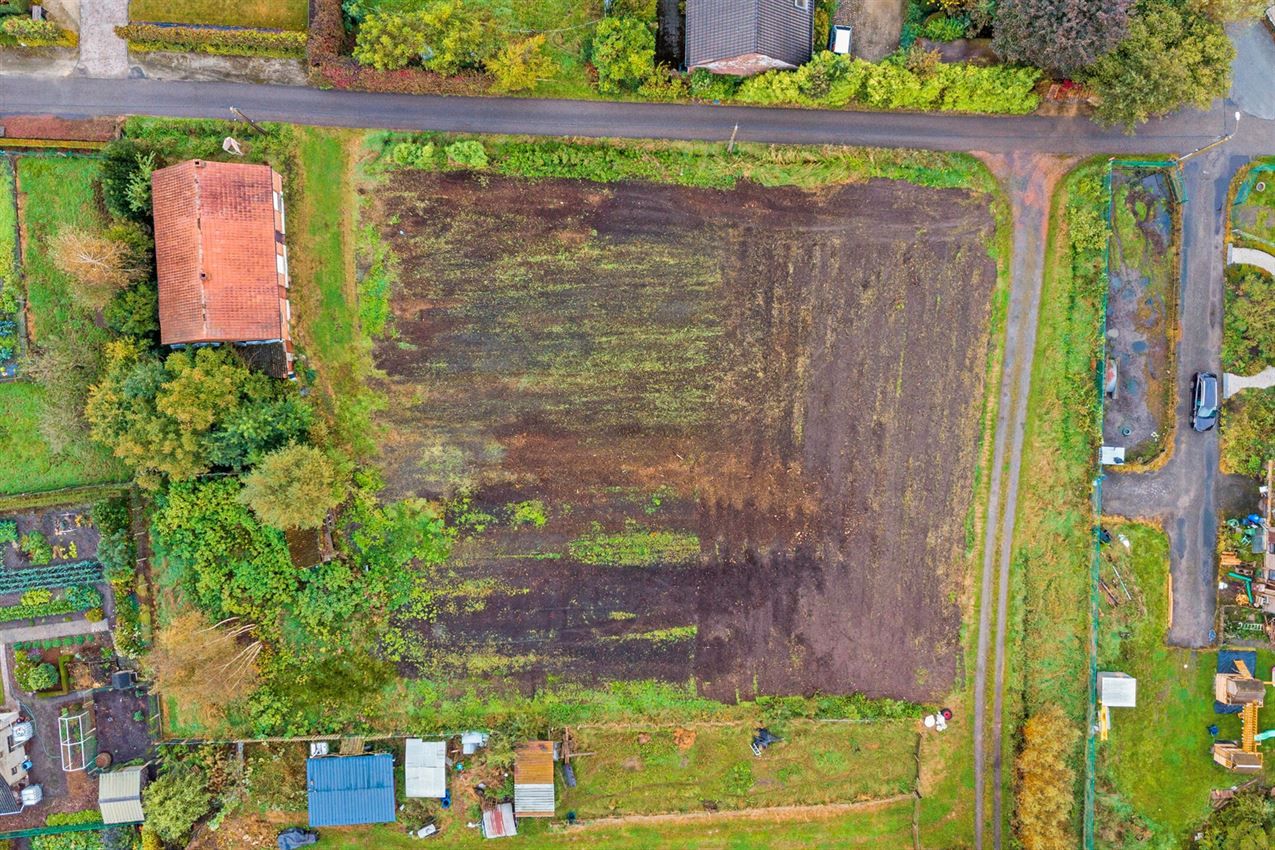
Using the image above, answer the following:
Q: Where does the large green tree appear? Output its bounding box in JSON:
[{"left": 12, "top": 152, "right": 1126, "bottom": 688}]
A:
[
  {"left": 1084, "top": 2, "right": 1233, "bottom": 128},
  {"left": 239, "top": 444, "right": 348, "bottom": 530},
  {"left": 352, "top": 0, "right": 503, "bottom": 73}
]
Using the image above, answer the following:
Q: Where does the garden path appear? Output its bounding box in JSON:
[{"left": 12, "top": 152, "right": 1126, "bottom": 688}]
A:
[
  {"left": 1228, "top": 245, "right": 1275, "bottom": 277},
  {"left": 0, "top": 617, "right": 108, "bottom": 645},
  {"left": 74, "top": 0, "right": 130, "bottom": 79},
  {"left": 1224, "top": 366, "right": 1275, "bottom": 399}
]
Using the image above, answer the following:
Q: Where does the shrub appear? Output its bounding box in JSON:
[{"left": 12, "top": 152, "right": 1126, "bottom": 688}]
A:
[
  {"left": 20, "top": 662, "right": 58, "bottom": 692},
  {"left": 144, "top": 768, "right": 213, "bottom": 845},
  {"left": 445, "top": 139, "right": 488, "bottom": 169},
  {"left": 488, "top": 34, "right": 553, "bottom": 92},
  {"left": 1015, "top": 705, "right": 1079, "bottom": 850},
  {"left": 688, "top": 68, "right": 741, "bottom": 101},
  {"left": 1222, "top": 387, "right": 1275, "bottom": 478},
  {"left": 591, "top": 17, "right": 654, "bottom": 94},
  {"left": 352, "top": 0, "right": 503, "bottom": 73},
  {"left": 994, "top": 0, "right": 1132, "bottom": 74},
  {"left": 1, "top": 16, "right": 62, "bottom": 44},
  {"left": 921, "top": 14, "right": 969, "bottom": 41},
  {"left": 389, "top": 141, "right": 436, "bottom": 168},
  {"left": 104, "top": 282, "right": 159, "bottom": 340},
  {"left": 114, "top": 24, "right": 306, "bottom": 58},
  {"left": 1222, "top": 266, "right": 1275, "bottom": 375},
  {"left": 85, "top": 607, "right": 105, "bottom": 623},
  {"left": 20, "top": 589, "right": 52, "bottom": 606},
  {"left": 0, "top": 520, "right": 17, "bottom": 546},
  {"left": 20, "top": 531, "right": 52, "bottom": 565}
]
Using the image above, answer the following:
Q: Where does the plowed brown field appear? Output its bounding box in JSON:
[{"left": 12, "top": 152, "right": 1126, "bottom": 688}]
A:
[{"left": 371, "top": 171, "right": 998, "bottom": 702}]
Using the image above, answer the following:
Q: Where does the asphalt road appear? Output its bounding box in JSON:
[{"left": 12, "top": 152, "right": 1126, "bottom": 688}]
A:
[{"left": 1, "top": 74, "right": 1273, "bottom": 156}]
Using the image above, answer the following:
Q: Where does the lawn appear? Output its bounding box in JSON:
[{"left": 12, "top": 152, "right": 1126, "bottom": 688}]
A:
[
  {"left": 561, "top": 722, "right": 918, "bottom": 817},
  {"left": 0, "top": 382, "right": 125, "bottom": 494},
  {"left": 288, "top": 127, "right": 384, "bottom": 459},
  {"left": 128, "top": 0, "right": 309, "bottom": 30},
  {"left": 6, "top": 157, "right": 126, "bottom": 495},
  {"left": 1097, "top": 521, "right": 1275, "bottom": 846},
  {"left": 1231, "top": 157, "right": 1275, "bottom": 252},
  {"left": 237, "top": 798, "right": 918, "bottom": 850}
]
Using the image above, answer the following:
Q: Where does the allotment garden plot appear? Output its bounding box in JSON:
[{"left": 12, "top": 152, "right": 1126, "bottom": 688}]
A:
[{"left": 373, "top": 171, "right": 999, "bottom": 702}]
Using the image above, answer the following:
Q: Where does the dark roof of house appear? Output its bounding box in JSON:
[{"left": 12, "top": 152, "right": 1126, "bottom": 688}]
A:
[
  {"left": 152, "top": 159, "right": 289, "bottom": 347},
  {"left": 685, "top": 0, "right": 813, "bottom": 68},
  {"left": 306, "top": 754, "right": 396, "bottom": 828},
  {"left": 0, "top": 782, "right": 19, "bottom": 816}
]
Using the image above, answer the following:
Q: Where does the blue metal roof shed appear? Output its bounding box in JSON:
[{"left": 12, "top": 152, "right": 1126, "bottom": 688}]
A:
[{"left": 306, "top": 754, "right": 397, "bottom": 827}]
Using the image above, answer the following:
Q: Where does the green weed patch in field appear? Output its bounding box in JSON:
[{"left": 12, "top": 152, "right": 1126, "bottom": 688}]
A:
[{"left": 568, "top": 521, "right": 700, "bottom": 567}]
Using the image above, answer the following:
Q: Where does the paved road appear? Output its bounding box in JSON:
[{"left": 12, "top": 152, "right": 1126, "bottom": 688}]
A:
[
  {"left": 1103, "top": 150, "right": 1259, "bottom": 646},
  {"left": 1, "top": 75, "right": 1274, "bottom": 157}
]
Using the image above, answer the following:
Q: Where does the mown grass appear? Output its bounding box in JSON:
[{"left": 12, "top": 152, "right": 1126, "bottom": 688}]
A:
[
  {"left": 128, "top": 0, "right": 309, "bottom": 30},
  {"left": 1097, "top": 521, "right": 1275, "bottom": 846},
  {"left": 7, "top": 157, "right": 126, "bottom": 494},
  {"left": 290, "top": 127, "right": 384, "bottom": 459}
]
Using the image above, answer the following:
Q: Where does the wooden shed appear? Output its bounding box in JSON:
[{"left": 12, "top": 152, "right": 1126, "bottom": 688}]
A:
[{"left": 513, "top": 741, "right": 554, "bottom": 818}]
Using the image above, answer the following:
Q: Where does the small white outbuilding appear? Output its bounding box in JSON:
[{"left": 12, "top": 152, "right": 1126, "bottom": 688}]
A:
[
  {"left": 1098, "top": 671, "right": 1138, "bottom": 708},
  {"left": 404, "top": 739, "right": 447, "bottom": 799}
]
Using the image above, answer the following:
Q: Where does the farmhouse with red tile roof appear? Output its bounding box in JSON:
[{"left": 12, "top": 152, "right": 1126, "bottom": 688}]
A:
[{"left": 151, "top": 159, "right": 294, "bottom": 378}]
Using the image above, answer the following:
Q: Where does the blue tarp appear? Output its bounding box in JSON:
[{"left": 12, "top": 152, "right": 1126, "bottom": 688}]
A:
[
  {"left": 306, "top": 754, "right": 396, "bottom": 827},
  {"left": 1215, "top": 650, "right": 1259, "bottom": 715}
]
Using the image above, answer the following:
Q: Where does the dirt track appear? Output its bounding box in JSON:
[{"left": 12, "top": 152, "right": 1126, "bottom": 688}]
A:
[{"left": 373, "top": 171, "right": 999, "bottom": 703}]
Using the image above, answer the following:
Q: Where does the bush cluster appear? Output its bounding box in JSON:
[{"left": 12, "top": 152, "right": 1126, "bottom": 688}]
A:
[
  {"left": 1, "top": 16, "right": 64, "bottom": 45},
  {"left": 731, "top": 50, "right": 1040, "bottom": 114},
  {"left": 19, "top": 530, "right": 51, "bottom": 565},
  {"left": 115, "top": 23, "right": 306, "bottom": 58}
]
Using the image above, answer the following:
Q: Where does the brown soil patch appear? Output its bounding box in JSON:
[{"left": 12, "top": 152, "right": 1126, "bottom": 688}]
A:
[{"left": 373, "top": 172, "right": 998, "bottom": 702}]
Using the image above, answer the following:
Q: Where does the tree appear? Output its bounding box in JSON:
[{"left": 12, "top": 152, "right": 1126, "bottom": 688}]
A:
[
  {"left": 49, "top": 226, "right": 147, "bottom": 311},
  {"left": 205, "top": 396, "right": 314, "bottom": 470},
  {"left": 488, "top": 34, "right": 554, "bottom": 92},
  {"left": 143, "top": 767, "right": 212, "bottom": 846},
  {"left": 147, "top": 611, "right": 261, "bottom": 724},
  {"left": 352, "top": 0, "right": 503, "bottom": 73},
  {"left": 151, "top": 478, "right": 297, "bottom": 624},
  {"left": 1223, "top": 267, "right": 1275, "bottom": 375},
  {"left": 993, "top": 0, "right": 1133, "bottom": 74},
  {"left": 239, "top": 444, "right": 348, "bottom": 530},
  {"left": 1084, "top": 2, "right": 1233, "bottom": 128},
  {"left": 591, "top": 17, "right": 654, "bottom": 94},
  {"left": 21, "top": 332, "right": 105, "bottom": 454},
  {"left": 1197, "top": 787, "right": 1275, "bottom": 849},
  {"left": 1015, "top": 704, "right": 1079, "bottom": 850},
  {"left": 86, "top": 343, "right": 264, "bottom": 484}
]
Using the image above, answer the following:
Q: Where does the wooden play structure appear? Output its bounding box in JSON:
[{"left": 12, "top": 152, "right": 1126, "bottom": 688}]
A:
[{"left": 1213, "top": 658, "right": 1270, "bottom": 773}]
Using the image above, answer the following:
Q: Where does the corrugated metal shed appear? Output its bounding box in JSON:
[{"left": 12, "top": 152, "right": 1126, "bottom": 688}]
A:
[
  {"left": 405, "top": 739, "right": 447, "bottom": 798},
  {"left": 306, "top": 754, "right": 396, "bottom": 827},
  {"left": 482, "top": 802, "right": 518, "bottom": 839},
  {"left": 99, "top": 766, "right": 145, "bottom": 824},
  {"left": 513, "top": 741, "right": 554, "bottom": 817}
]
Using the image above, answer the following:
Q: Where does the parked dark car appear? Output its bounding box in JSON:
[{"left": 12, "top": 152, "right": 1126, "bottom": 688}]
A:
[{"left": 1192, "top": 371, "right": 1219, "bottom": 432}]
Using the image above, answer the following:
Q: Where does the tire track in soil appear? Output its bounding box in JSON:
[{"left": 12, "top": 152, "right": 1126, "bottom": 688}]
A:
[{"left": 970, "top": 153, "right": 1074, "bottom": 850}]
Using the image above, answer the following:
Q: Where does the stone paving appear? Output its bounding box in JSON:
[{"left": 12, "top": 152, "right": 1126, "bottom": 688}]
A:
[{"left": 74, "top": 0, "right": 129, "bottom": 78}]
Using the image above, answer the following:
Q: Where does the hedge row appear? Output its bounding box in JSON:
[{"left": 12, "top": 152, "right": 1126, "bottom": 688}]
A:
[{"left": 115, "top": 23, "right": 306, "bottom": 58}]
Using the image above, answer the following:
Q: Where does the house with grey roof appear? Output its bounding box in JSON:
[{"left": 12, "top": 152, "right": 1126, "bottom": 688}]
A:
[{"left": 685, "top": 0, "right": 814, "bottom": 76}]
